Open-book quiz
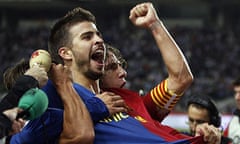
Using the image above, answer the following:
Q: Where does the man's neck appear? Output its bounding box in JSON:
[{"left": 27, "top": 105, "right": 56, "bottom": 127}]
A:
[
  {"left": 73, "top": 74, "right": 101, "bottom": 94},
  {"left": 67, "top": 62, "right": 102, "bottom": 94}
]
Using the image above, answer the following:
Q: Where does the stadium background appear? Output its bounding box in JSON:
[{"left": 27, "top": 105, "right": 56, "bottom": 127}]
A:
[{"left": 0, "top": 0, "right": 240, "bottom": 129}]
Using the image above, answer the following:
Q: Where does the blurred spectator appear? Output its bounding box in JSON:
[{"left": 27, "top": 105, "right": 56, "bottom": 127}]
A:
[{"left": 224, "top": 77, "right": 240, "bottom": 144}]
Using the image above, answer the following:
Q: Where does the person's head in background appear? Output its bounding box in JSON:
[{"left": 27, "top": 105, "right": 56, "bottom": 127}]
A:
[
  {"left": 100, "top": 43, "right": 127, "bottom": 89},
  {"left": 232, "top": 77, "right": 240, "bottom": 110},
  {"left": 3, "top": 59, "right": 29, "bottom": 90},
  {"left": 187, "top": 94, "right": 221, "bottom": 136}
]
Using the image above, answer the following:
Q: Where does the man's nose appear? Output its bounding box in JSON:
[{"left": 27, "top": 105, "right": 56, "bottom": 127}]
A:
[
  {"left": 119, "top": 67, "right": 127, "bottom": 78},
  {"left": 94, "top": 35, "right": 104, "bottom": 43}
]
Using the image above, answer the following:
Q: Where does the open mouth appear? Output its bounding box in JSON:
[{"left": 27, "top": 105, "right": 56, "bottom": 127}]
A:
[{"left": 91, "top": 50, "right": 104, "bottom": 64}]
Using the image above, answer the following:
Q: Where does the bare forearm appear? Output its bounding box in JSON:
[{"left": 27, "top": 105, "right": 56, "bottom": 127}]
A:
[
  {"left": 57, "top": 82, "right": 94, "bottom": 144},
  {"left": 150, "top": 20, "right": 193, "bottom": 94}
]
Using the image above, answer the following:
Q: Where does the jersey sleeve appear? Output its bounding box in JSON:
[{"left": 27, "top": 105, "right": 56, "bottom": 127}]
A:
[
  {"left": 10, "top": 108, "right": 63, "bottom": 144},
  {"left": 143, "top": 79, "right": 182, "bottom": 122}
]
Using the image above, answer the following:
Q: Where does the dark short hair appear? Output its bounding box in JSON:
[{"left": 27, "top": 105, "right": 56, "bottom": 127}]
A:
[
  {"left": 48, "top": 7, "right": 96, "bottom": 64},
  {"left": 105, "top": 43, "right": 127, "bottom": 69},
  {"left": 3, "top": 59, "right": 29, "bottom": 90},
  {"left": 233, "top": 77, "right": 240, "bottom": 87}
]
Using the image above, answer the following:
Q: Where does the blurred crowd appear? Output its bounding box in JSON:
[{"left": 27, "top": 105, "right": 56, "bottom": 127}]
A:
[{"left": 1, "top": 18, "right": 240, "bottom": 113}]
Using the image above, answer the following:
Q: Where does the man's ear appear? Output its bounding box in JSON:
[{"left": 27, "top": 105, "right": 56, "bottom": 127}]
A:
[{"left": 58, "top": 47, "right": 72, "bottom": 60}]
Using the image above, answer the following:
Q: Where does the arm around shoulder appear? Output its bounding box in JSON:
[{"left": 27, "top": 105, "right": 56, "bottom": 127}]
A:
[{"left": 50, "top": 64, "right": 94, "bottom": 144}]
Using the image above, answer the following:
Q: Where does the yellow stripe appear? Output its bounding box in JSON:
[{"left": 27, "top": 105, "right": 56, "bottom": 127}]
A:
[
  {"left": 151, "top": 79, "right": 184, "bottom": 110},
  {"left": 155, "top": 86, "right": 168, "bottom": 103},
  {"left": 150, "top": 90, "right": 163, "bottom": 108},
  {"left": 153, "top": 88, "right": 166, "bottom": 106},
  {"left": 151, "top": 83, "right": 166, "bottom": 107}
]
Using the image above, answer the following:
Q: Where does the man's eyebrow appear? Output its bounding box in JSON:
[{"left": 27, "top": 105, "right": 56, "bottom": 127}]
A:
[{"left": 80, "top": 31, "right": 94, "bottom": 37}]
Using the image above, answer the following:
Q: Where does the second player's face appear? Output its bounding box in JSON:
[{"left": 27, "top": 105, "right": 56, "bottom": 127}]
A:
[
  {"left": 187, "top": 104, "right": 210, "bottom": 136},
  {"left": 101, "top": 51, "right": 127, "bottom": 88},
  {"left": 69, "top": 21, "right": 105, "bottom": 80}
]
